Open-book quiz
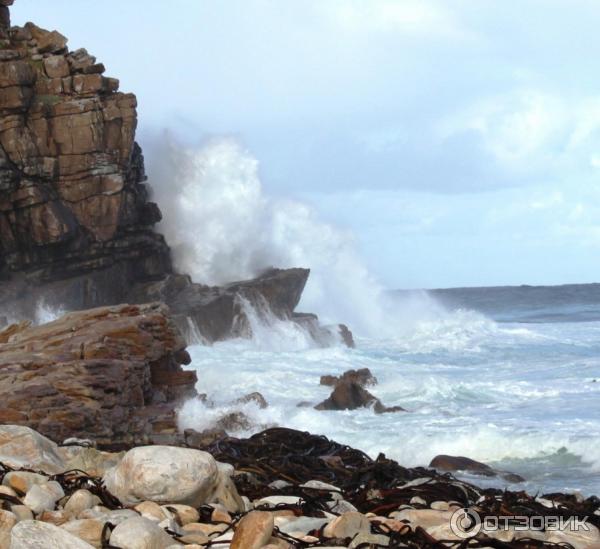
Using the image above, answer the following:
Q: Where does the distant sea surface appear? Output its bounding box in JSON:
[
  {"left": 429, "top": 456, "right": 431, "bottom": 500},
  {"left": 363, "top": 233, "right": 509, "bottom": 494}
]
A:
[{"left": 182, "top": 283, "right": 600, "bottom": 496}]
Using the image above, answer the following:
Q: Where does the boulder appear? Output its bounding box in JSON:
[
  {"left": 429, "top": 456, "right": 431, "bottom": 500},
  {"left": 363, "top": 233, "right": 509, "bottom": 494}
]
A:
[
  {"left": 0, "top": 425, "right": 66, "bottom": 473},
  {"left": 9, "top": 520, "right": 94, "bottom": 548},
  {"left": 102, "top": 445, "right": 220, "bottom": 507},
  {"left": 0, "top": 304, "right": 196, "bottom": 448}
]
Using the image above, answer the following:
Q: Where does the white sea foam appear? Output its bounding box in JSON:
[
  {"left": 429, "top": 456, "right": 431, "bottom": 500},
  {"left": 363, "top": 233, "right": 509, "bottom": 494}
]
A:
[{"left": 34, "top": 301, "right": 65, "bottom": 325}]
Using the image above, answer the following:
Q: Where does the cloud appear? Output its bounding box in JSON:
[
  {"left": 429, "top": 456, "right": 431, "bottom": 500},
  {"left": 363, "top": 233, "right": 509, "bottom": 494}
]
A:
[{"left": 324, "top": 0, "right": 471, "bottom": 39}]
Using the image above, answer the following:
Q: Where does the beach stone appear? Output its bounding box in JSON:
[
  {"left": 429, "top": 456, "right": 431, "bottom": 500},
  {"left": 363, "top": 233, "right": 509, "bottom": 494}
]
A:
[
  {"left": 410, "top": 496, "right": 426, "bottom": 505},
  {"left": 37, "top": 510, "right": 69, "bottom": 526},
  {"left": 23, "top": 482, "right": 64, "bottom": 514},
  {"left": 0, "top": 510, "right": 17, "bottom": 548},
  {"left": 255, "top": 495, "right": 303, "bottom": 508},
  {"left": 300, "top": 480, "right": 341, "bottom": 492},
  {"left": 430, "top": 500, "right": 450, "bottom": 510},
  {"left": 349, "top": 532, "right": 390, "bottom": 548},
  {"left": 0, "top": 426, "right": 66, "bottom": 474},
  {"left": 276, "top": 516, "right": 329, "bottom": 535},
  {"left": 179, "top": 533, "right": 210, "bottom": 545},
  {"left": 230, "top": 511, "right": 274, "bottom": 549},
  {"left": 60, "top": 446, "right": 124, "bottom": 478},
  {"left": 134, "top": 501, "right": 168, "bottom": 522},
  {"left": 391, "top": 508, "right": 453, "bottom": 531},
  {"left": 64, "top": 490, "right": 100, "bottom": 518},
  {"left": 109, "top": 516, "right": 178, "bottom": 548},
  {"left": 210, "top": 506, "right": 232, "bottom": 523},
  {"left": 10, "top": 506, "right": 33, "bottom": 522},
  {"left": 0, "top": 486, "right": 17, "bottom": 498},
  {"left": 9, "top": 519, "right": 95, "bottom": 548},
  {"left": 183, "top": 522, "right": 228, "bottom": 536},
  {"left": 161, "top": 504, "right": 199, "bottom": 525},
  {"left": 102, "top": 446, "right": 219, "bottom": 507},
  {"left": 61, "top": 519, "right": 105, "bottom": 548},
  {"left": 3, "top": 472, "right": 48, "bottom": 495},
  {"left": 323, "top": 511, "right": 371, "bottom": 539}
]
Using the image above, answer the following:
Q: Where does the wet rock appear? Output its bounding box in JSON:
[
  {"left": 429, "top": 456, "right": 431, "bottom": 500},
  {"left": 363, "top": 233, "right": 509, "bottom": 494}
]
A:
[
  {"left": 429, "top": 454, "right": 525, "bottom": 482},
  {"left": 320, "top": 368, "right": 377, "bottom": 387},
  {"left": 315, "top": 381, "right": 405, "bottom": 413},
  {"left": 10, "top": 519, "right": 94, "bottom": 548},
  {"left": 102, "top": 445, "right": 220, "bottom": 507},
  {"left": 184, "top": 427, "right": 228, "bottom": 448},
  {"left": 230, "top": 511, "right": 274, "bottom": 549},
  {"left": 235, "top": 391, "right": 268, "bottom": 409},
  {"left": 109, "top": 516, "right": 177, "bottom": 549}
]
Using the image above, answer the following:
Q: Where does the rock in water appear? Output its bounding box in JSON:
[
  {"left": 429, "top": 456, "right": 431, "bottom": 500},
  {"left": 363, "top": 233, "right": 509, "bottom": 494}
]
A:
[
  {"left": 315, "top": 381, "right": 405, "bottom": 413},
  {"left": 102, "top": 445, "right": 220, "bottom": 507},
  {"left": 0, "top": 303, "right": 196, "bottom": 448},
  {"left": 10, "top": 520, "right": 95, "bottom": 548}
]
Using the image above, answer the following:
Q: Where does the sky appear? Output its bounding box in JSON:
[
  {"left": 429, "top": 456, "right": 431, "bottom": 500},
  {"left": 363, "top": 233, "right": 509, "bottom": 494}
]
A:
[{"left": 12, "top": 0, "right": 600, "bottom": 288}]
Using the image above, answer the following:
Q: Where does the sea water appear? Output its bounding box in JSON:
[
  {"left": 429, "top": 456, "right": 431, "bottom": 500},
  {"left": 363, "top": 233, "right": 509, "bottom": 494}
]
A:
[{"left": 180, "top": 283, "right": 600, "bottom": 497}]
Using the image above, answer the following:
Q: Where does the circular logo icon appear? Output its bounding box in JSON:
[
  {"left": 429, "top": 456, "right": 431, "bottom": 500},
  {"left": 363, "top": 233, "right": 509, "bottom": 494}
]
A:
[{"left": 450, "top": 508, "right": 482, "bottom": 539}]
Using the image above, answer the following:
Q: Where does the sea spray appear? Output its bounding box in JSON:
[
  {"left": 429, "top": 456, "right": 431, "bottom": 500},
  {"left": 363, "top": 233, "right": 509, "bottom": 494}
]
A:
[{"left": 148, "top": 135, "right": 443, "bottom": 339}]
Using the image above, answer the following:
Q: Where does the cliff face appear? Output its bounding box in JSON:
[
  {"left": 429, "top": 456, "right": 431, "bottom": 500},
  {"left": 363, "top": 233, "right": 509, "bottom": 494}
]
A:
[
  {"left": 0, "top": 303, "right": 196, "bottom": 448},
  {"left": 0, "top": 6, "right": 171, "bottom": 315},
  {"left": 0, "top": 3, "right": 352, "bottom": 346}
]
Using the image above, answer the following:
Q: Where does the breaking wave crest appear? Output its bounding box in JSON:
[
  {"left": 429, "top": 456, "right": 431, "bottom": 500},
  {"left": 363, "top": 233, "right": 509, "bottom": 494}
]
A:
[{"left": 149, "top": 136, "right": 448, "bottom": 338}]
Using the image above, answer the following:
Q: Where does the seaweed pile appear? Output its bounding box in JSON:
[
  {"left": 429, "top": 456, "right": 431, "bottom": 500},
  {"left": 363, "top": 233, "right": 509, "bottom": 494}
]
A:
[{"left": 200, "top": 428, "right": 600, "bottom": 548}]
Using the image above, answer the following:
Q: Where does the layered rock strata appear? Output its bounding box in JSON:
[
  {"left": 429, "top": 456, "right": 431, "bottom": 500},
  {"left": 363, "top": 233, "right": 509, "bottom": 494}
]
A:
[{"left": 0, "top": 302, "right": 196, "bottom": 448}]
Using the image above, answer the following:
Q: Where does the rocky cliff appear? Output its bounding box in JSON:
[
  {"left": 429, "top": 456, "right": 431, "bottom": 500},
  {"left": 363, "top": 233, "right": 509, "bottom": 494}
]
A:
[
  {"left": 0, "top": 303, "right": 195, "bottom": 448},
  {"left": 0, "top": 2, "right": 351, "bottom": 346}
]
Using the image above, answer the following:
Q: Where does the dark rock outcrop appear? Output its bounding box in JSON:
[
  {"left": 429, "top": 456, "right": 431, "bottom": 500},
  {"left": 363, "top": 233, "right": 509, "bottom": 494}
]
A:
[
  {"left": 320, "top": 367, "right": 377, "bottom": 388},
  {"left": 0, "top": 13, "right": 171, "bottom": 313},
  {"left": 429, "top": 454, "right": 525, "bottom": 483},
  {"left": 315, "top": 381, "right": 406, "bottom": 414},
  {"left": 0, "top": 302, "right": 196, "bottom": 449},
  {"left": 0, "top": 2, "right": 352, "bottom": 346}
]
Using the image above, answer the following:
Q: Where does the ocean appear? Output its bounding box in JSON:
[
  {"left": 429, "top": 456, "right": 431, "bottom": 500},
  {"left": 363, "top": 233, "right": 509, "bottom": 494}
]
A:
[{"left": 179, "top": 283, "right": 600, "bottom": 497}]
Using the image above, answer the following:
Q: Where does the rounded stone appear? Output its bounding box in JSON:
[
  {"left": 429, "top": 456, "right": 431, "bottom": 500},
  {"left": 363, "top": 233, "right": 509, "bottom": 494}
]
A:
[{"left": 102, "top": 446, "right": 219, "bottom": 507}]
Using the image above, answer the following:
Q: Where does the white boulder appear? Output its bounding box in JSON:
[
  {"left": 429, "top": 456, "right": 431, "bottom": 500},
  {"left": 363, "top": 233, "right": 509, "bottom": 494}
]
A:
[{"left": 103, "top": 446, "right": 219, "bottom": 507}]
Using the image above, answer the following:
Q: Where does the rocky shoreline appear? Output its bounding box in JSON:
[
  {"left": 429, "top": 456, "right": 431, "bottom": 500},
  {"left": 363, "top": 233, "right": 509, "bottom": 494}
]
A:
[
  {"left": 0, "top": 302, "right": 598, "bottom": 548},
  {"left": 0, "top": 424, "right": 597, "bottom": 548}
]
